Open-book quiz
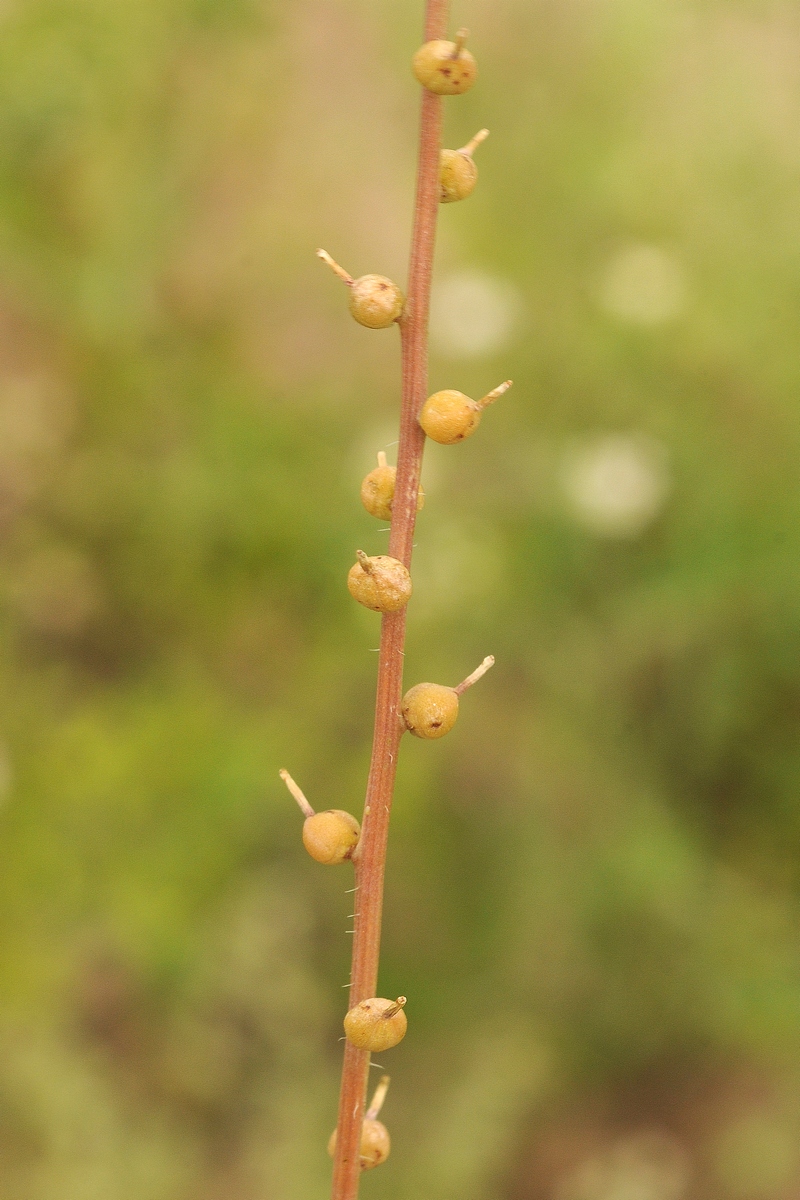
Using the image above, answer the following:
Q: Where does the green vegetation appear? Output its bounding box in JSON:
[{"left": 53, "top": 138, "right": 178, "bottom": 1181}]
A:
[{"left": 1, "top": 0, "right": 800, "bottom": 1196}]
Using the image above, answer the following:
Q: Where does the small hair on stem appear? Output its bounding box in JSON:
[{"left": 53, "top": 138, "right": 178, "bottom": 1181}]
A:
[{"left": 279, "top": 768, "right": 315, "bottom": 818}]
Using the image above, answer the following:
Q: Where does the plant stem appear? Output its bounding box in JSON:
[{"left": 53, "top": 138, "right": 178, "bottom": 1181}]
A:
[{"left": 329, "top": 2, "right": 449, "bottom": 1198}]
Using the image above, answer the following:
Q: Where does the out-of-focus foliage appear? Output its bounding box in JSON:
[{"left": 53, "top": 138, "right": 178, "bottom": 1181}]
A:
[{"left": 1, "top": 0, "right": 800, "bottom": 1197}]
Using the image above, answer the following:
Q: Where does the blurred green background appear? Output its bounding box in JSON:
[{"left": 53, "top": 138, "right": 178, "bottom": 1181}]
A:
[{"left": 1, "top": 0, "right": 800, "bottom": 1197}]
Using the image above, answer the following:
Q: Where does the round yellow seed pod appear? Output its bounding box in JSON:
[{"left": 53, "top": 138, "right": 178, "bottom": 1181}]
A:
[
  {"left": 412, "top": 39, "right": 477, "bottom": 95},
  {"left": 348, "top": 275, "right": 405, "bottom": 329},
  {"left": 419, "top": 390, "right": 481, "bottom": 444},
  {"left": 344, "top": 997, "right": 408, "bottom": 1052},
  {"left": 347, "top": 553, "right": 412, "bottom": 613},
  {"left": 440, "top": 149, "right": 478, "bottom": 203},
  {"left": 401, "top": 682, "right": 459, "bottom": 739},
  {"left": 360, "top": 464, "right": 425, "bottom": 522},
  {"left": 302, "top": 810, "right": 360, "bottom": 864},
  {"left": 327, "top": 1120, "right": 391, "bottom": 1170}
]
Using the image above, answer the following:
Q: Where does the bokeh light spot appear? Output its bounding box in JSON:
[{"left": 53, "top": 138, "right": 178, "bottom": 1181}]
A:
[
  {"left": 560, "top": 434, "right": 670, "bottom": 538},
  {"left": 599, "top": 245, "right": 686, "bottom": 325},
  {"left": 430, "top": 269, "right": 521, "bottom": 358}
]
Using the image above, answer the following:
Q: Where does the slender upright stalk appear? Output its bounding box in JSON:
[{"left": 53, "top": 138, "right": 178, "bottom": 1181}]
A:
[{"left": 329, "top": 2, "right": 449, "bottom": 1197}]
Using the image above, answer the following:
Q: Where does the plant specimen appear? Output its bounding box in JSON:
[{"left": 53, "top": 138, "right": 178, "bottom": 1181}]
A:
[
  {"left": 420, "top": 379, "right": 512, "bottom": 443},
  {"left": 327, "top": 1076, "right": 393, "bottom": 1172},
  {"left": 281, "top": 2, "right": 510, "bottom": 1196}
]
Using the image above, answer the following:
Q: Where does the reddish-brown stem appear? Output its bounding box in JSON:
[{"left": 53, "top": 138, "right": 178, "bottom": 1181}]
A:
[{"left": 329, "top": 2, "right": 449, "bottom": 1198}]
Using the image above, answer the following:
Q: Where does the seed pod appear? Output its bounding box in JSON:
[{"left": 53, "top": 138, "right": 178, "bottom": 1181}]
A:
[
  {"left": 402, "top": 682, "right": 459, "bottom": 739},
  {"left": 419, "top": 380, "right": 512, "bottom": 445},
  {"left": 344, "top": 997, "right": 408, "bottom": 1052},
  {"left": 280, "top": 770, "right": 360, "bottom": 865},
  {"left": 420, "top": 389, "right": 480, "bottom": 443},
  {"left": 360, "top": 452, "right": 425, "bottom": 521},
  {"left": 412, "top": 30, "right": 476, "bottom": 95},
  {"left": 328, "top": 1075, "right": 392, "bottom": 1169},
  {"left": 317, "top": 250, "right": 404, "bottom": 329},
  {"left": 348, "top": 551, "right": 412, "bottom": 613},
  {"left": 440, "top": 130, "right": 488, "bottom": 204},
  {"left": 401, "top": 657, "right": 495, "bottom": 740},
  {"left": 440, "top": 150, "right": 478, "bottom": 203},
  {"left": 302, "top": 809, "right": 360, "bottom": 864},
  {"left": 349, "top": 274, "right": 405, "bottom": 329},
  {"left": 327, "top": 1120, "right": 391, "bottom": 1171}
]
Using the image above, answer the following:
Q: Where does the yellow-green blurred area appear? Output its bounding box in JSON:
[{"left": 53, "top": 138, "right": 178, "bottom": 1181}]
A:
[{"left": 3, "top": 0, "right": 800, "bottom": 1195}]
